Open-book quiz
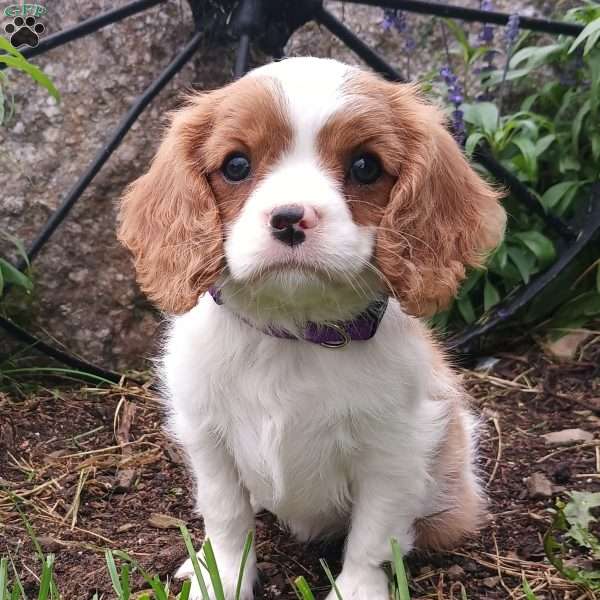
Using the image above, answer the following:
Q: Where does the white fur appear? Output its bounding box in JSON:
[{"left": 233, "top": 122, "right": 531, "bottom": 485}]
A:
[{"left": 159, "top": 58, "right": 480, "bottom": 600}]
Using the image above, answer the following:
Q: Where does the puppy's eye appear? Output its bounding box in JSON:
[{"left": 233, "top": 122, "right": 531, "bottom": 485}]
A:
[
  {"left": 350, "top": 154, "right": 382, "bottom": 185},
  {"left": 221, "top": 153, "right": 251, "bottom": 182}
]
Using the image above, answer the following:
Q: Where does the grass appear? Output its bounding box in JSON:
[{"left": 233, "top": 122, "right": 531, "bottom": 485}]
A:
[{"left": 0, "top": 526, "right": 415, "bottom": 600}]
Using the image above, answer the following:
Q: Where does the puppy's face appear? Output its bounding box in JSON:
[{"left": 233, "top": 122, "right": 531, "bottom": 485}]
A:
[{"left": 118, "top": 57, "right": 505, "bottom": 317}]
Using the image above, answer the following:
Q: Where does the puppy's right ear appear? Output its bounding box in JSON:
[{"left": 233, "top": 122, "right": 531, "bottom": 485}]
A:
[{"left": 117, "top": 92, "right": 224, "bottom": 314}]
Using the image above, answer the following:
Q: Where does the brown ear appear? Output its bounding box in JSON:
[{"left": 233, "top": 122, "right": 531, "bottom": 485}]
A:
[
  {"left": 117, "top": 93, "right": 224, "bottom": 314},
  {"left": 375, "top": 90, "right": 506, "bottom": 316}
]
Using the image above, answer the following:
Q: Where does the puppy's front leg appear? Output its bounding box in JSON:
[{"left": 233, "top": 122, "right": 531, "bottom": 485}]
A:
[
  {"left": 328, "top": 472, "right": 419, "bottom": 600},
  {"left": 175, "top": 433, "right": 256, "bottom": 600}
]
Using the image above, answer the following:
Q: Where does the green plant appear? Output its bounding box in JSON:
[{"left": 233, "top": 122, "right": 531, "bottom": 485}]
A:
[
  {"left": 0, "top": 528, "right": 414, "bottom": 600},
  {"left": 0, "top": 231, "right": 32, "bottom": 303},
  {"left": 0, "top": 36, "right": 59, "bottom": 126},
  {"left": 426, "top": 3, "right": 600, "bottom": 335},
  {"left": 544, "top": 491, "right": 600, "bottom": 592}
]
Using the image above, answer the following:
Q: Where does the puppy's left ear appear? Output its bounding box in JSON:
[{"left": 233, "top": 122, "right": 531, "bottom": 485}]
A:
[{"left": 375, "top": 91, "right": 506, "bottom": 316}]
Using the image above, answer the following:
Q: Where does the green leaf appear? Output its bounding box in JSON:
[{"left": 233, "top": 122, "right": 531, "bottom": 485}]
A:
[
  {"left": 457, "top": 296, "right": 476, "bottom": 324},
  {"left": 294, "top": 577, "right": 316, "bottom": 600},
  {"left": 0, "top": 55, "right": 59, "bottom": 101},
  {"left": 105, "top": 551, "right": 123, "bottom": 598},
  {"left": 0, "top": 36, "right": 26, "bottom": 58},
  {"left": 513, "top": 232, "right": 556, "bottom": 266},
  {"left": 179, "top": 580, "right": 192, "bottom": 600},
  {"left": 483, "top": 278, "right": 501, "bottom": 311},
  {"left": 565, "top": 491, "right": 600, "bottom": 531},
  {"left": 0, "top": 259, "right": 32, "bottom": 292},
  {"left": 319, "top": 560, "right": 343, "bottom": 600},
  {"left": 596, "top": 263, "right": 600, "bottom": 294},
  {"left": 522, "top": 577, "right": 538, "bottom": 600},
  {"left": 511, "top": 136, "right": 538, "bottom": 181},
  {"left": 390, "top": 539, "right": 411, "bottom": 600},
  {"left": 535, "top": 134, "right": 555, "bottom": 156},
  {"left": 462, "top": 102, "right": 499, "bottom": 136},
  {"left": 179, "top": 525, "right": 210, "bottom": 600},
  {"left": 569, "top": 16, "right": 600, "bottom": 55},
  {"left": 202, "top": 539, "right": 225, "bottom": 600},
  {"left": 591, "top": 133, "right": 600, "bottom": 161},
  {"left": 235, "top": 532, "right": 254, "bottom": 600},
  {"left": 511, "top": 43, "right": 564, "bottom": 69},
  {"left": 572, "top": 98, "right": 591, "bottom": 156},
  {"left": 541, "top": 181, "right": 580, "bottom": 210},
  {"left": 37, "top": 555, "right": 55, "bottom": 600},
  {"left": 465, "top": 132, "right": 486, "bottom": 157}
]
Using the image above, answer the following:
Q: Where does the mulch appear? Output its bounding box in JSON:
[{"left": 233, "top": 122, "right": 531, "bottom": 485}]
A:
[{"left": 1, "top": 336, "right": 599, "bottom": 599}]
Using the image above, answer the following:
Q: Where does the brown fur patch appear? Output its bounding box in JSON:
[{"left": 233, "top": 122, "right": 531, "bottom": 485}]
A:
[
  {"left": 318, "top": 71, "right": 506, "bottom": 316},
  {"left": 117, "top": 76, "right": 291, "bottom": 313},
  {"left": 415, "top": 403, "right": 486, "bottom": 550}
]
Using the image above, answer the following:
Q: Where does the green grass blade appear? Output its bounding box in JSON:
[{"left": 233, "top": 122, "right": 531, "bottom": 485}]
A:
[
  {"left": 179, "top": 580, "right": 191, "bottom": 600},
  {"left": 0, "top": 367, "right": 116, "bottom": 386},
  {"left": 522, "top": 577, "right": 538, "bottom": 600},
  {"left": 202, "top": 539, "right": 225, "bottom": 600},
  {"left": 120, "top": 564, "right": 130, "bottom": 600},
  {"left": 147, "top": 577, "right": 168, "bottom": 600},
  {"left": 390, "top": 539, "right": 411, "bottom": 600},
  {"left": 105, "top": 551, "right": 123, "bottom": 598},
  {"left": 235, "top": 531, "right": 254, "bottom": 600},
  {"left": 293, "top": 576, "right": 316, "bottom": 600},
  {"left": 0, "top": 557, "right": 8, "bottom": 600},
  {"left": 8, "top": 553, "right": 26, "bottom": 600},
  {"left": 319, "top": 559, "right": 343, "bottom": 600},
  {"left": 37, "top": 555, "right": 54, "bottom": 600},
  {"left": 179, "top": 525, "right": 210, "bottom": 600}
]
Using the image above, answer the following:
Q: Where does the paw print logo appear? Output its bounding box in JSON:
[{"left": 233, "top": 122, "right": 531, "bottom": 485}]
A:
[{"left": 4, "top": 16, "right": 45, "bottom": 48}]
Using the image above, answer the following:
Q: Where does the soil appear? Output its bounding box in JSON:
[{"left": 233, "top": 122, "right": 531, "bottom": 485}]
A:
[{"left": 1, "top": 339, "right": 600, "bottom": 599}]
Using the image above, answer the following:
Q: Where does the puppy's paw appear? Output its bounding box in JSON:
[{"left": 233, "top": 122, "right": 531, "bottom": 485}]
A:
[
  {"left": 175, "top": 548, "right": 256, "bottom": 600},
  {"left": 326, "top": 565, "right": 390, "bottom": 600}
]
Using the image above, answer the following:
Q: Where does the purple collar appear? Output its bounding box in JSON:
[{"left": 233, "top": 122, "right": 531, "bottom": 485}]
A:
[{"left": 209, "top": 287, "right": 388, "bottom": 348}]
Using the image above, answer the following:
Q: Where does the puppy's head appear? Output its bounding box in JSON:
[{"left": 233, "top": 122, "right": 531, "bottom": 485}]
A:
[{"left": 118, "top": 57, "right": 505, "bottom": 317}]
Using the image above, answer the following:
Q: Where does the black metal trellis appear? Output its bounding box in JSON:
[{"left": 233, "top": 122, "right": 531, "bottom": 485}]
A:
[{"left": 1, "top": 0, "right": 599, "bottom": 380}]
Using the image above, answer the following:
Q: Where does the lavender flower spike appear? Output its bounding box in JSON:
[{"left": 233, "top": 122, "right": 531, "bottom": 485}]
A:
[
  {"left": 504, "top": 13, "right": 520, "bottom": 48},
  {"left": 440, "top": 65, "right": 465, "bottom": 142}
]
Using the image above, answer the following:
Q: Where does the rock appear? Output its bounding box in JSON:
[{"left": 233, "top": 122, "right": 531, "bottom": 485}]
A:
[
  {"left": 38, "top": 536, "right": 62, "bottom": 552},
  {"left": 553, "top": 462, "right": 572, "bottom": 484},
  {"left": 482, "top": 576, "right": 501, "bottom": 589},
  {"left": 117, "top": 523, "right": 136, "bottom": 533},
  {"left": 526, "top": 472, "right": 554, "bottom": 499},
  {"left": 542, "top": 428, "right": 594, "bottom": 446},
  {"left": 447, "top": 564, "right": 465, "bottom": 579},
  {"left": 147, "top": 513, "right": 185, "bottom": 530},
  {"left": 544, "top": 331, "right": 592, "bottom": 361}
]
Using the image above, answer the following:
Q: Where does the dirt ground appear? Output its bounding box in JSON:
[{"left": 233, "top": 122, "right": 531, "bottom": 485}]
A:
[{"left": 1, "top": 337, "right": 599, "bottom": 599}]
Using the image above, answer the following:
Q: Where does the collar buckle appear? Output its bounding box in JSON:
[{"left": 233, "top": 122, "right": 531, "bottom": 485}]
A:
[{"left": 319, "top": 323, "right": 351, "bottom": 349}]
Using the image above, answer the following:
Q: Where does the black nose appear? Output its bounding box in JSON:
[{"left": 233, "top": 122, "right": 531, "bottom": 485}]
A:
[{"left": 270, "top": 205, "right": 305, "bottom": 246}]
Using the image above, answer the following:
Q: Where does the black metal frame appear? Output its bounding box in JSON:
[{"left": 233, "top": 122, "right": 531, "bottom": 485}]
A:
[{"left": 1, "top": 0, "right": 598, "bottom": 380}]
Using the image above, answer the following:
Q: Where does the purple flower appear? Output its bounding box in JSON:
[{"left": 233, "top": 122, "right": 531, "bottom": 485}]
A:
[
  {"left": 440, "top": 65, "right": 465, "bottom": 142},
  {"left": 381, "top": 9, "right": 416, "bottom": 76},
  {"left": 504, "top": 13, "right": 520, "bottom": 48},
  {"left": 478, "top": 0, "right": 495, "bottom": 46}
]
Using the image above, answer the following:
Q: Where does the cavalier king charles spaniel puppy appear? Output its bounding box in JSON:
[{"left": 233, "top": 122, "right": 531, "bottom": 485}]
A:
[{"left": 118, "top": 57, "right": 505, "bottom": 600}]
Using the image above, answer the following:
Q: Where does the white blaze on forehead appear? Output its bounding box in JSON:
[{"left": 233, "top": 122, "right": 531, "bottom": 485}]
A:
[{"left": 248, "top": 57, "right": 356, "bottom": 157}]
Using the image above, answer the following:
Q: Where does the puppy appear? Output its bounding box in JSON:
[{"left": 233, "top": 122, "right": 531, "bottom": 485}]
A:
[{"left": 118, "top": 57, "right": 505, "bottom": 600}]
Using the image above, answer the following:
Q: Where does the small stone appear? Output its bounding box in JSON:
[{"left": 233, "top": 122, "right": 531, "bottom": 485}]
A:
[
  {"left": 545, "top": 331, "right": 591, "bottom": 361},
  {"left": 526, "top": 472, "right": 554, "bottom": 499},
  {"left": 147, "top": 513, "right": 185, "bottom": 530},
  {"left": 482, "top": 576, "right": 501, "bottom": 589},
  {"left": 117, "top": 523, "right": 136, "bottom": 533},
  {"left": 38, "top": 536, "right": 61, "bottom": 552},
  {"left": 553, "top": 463, "right": 572, "bottom": 484},
  {"left": 542, "top": 428, "right": 594, "bottom": 446},
  {"left": 11, "top": 121, "right": 24, "bottom": 135},
  {"left": 447, "top": 564, "right": 465, "bottom": 579}
]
